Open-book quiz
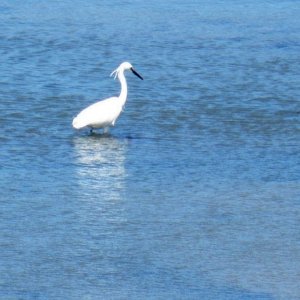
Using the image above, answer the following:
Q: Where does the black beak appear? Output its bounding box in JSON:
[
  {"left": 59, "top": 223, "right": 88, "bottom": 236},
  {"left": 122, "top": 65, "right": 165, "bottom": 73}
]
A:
[{"left": 131, "top": 67, "right": 143, "bottom": 80}]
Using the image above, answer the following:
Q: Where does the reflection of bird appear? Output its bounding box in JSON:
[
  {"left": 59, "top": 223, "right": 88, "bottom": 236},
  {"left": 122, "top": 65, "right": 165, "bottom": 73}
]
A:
[
  {"left": 73, "top": 135, "right": 127, "bottom": 198},
  {"left": 72, "top": 62, "right": 143, "bottom": 133}
]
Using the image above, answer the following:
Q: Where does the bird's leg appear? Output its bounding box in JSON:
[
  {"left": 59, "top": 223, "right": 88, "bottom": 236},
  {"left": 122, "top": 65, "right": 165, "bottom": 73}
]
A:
[{"left": 103, "top": 127, "right": 109, "bottom": 134}]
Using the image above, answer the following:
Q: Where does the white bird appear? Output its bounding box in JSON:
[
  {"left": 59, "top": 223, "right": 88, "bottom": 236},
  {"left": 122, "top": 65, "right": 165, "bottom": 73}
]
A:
[{"left": 72, "top": 62, "right": 143, "bottom": 133}]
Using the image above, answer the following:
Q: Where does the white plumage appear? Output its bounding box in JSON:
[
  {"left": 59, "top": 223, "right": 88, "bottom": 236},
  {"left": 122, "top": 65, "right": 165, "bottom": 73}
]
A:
[
  {"left": 72, "top": 97, "right": 122, "bottom": 129},
  {"left": 72, "top": 62, "right": 143, "bottom": 133}
]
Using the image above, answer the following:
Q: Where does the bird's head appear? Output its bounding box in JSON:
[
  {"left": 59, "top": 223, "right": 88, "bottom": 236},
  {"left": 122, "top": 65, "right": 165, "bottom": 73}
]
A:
[{"left": 110, "top": 62, "right": 143, "bottom": 80}]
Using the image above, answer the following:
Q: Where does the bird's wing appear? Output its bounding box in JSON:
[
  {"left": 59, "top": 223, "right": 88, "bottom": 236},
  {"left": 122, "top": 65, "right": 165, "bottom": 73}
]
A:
[{"left": 72, "top": 97, "right": 121, "bottom": 129}]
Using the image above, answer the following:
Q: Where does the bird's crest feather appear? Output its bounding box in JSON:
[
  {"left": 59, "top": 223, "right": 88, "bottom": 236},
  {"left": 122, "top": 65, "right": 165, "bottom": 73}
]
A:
[{"left": 110, "top": 68, "right": 118, "bottom": 80}]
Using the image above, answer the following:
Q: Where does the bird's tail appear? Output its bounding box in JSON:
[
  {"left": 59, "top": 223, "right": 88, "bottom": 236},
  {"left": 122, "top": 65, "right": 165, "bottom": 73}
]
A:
[{"left": 72, "top": 116, "right": 85, "bottom": 129}]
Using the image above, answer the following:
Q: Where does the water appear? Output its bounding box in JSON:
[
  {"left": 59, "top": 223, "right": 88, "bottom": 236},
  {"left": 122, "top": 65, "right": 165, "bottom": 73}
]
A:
[{"left": 0, "top": 0, "right": 299, "bottom": 299}]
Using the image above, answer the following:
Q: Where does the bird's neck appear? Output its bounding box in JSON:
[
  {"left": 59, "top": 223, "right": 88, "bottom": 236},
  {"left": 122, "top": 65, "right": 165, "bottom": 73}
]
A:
[{"left": 118, "top": 71, "right": 128, "bottom": 107}]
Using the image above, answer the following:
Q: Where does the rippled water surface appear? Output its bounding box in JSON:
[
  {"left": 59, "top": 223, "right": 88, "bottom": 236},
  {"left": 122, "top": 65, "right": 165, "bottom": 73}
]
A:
[{"left": 1, "top": 1, "right": 299, "bottom": 299}]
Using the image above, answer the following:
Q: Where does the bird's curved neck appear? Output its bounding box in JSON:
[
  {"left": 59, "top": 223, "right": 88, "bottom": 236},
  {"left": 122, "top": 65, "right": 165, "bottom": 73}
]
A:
[{"left": 118, "top": 71, "right": 127, "bottom": 107}]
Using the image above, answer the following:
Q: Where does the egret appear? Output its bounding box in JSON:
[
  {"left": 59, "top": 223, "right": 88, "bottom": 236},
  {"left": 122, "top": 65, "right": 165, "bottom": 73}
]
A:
[{"left": 72, "top": 62, "right": 143, "bottom": 133}]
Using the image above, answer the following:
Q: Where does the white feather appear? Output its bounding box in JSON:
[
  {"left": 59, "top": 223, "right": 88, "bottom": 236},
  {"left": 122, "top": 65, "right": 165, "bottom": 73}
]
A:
[{"left": 72, "top": 97, "right": 122, "bottom": 129}]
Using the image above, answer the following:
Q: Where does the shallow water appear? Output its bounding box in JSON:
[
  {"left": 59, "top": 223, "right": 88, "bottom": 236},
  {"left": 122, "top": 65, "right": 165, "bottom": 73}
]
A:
[{"left": 0, "top": 0, "right": 300, "bottom": 299}]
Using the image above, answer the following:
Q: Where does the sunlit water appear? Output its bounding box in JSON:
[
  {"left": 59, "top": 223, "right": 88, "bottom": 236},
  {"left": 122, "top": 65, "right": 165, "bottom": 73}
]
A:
[{"left": 0, "top": 1, "right": 299, "bottom": 299}]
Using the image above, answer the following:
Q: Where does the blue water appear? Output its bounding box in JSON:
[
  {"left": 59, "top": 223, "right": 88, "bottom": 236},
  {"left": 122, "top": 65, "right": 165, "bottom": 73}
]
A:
[{"left": 1, "top": 1, "right": 300, "bottom": 299}]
